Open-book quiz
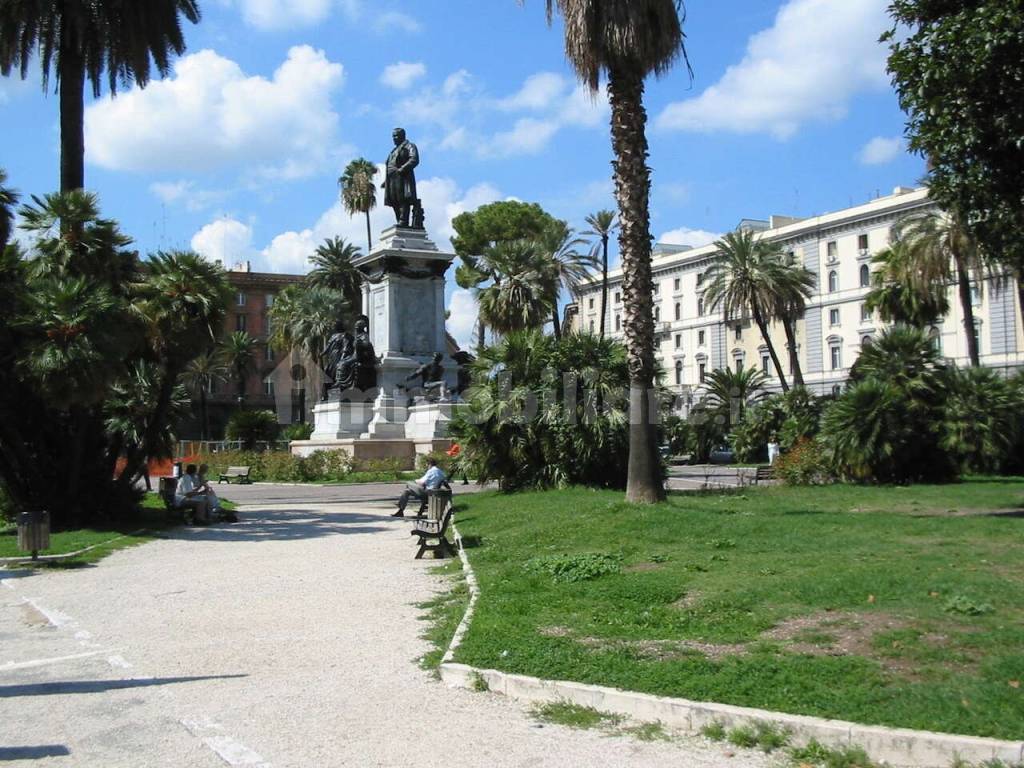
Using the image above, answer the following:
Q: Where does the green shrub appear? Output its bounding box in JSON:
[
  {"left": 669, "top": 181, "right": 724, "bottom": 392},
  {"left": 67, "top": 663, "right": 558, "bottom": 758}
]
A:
[
  {"left": 774, "top": 438, "right": 835, "bottom": 486},
  {"left": 0, "top": 483, "right": 12, "bottom": 524},
  {"left": 225, "top": 409, "right": 280, "bottom": 448},
  {"left": 353, "top": 457, "right": 404, "bottom": 477},
  {"left": 417, "top": 450, "right": 454, "bottom": 475},
  {"left": 524, "top": 552, "right": 622, "bottom": 583},
  {"left": 281, "top": 422, "right": 314, "bottom": 441},
  {"left": 732, "top": 388, "right": 826, "bottom": 463},
  {"left": 197, "top": 449, "right": 353, "bottom": 483}
]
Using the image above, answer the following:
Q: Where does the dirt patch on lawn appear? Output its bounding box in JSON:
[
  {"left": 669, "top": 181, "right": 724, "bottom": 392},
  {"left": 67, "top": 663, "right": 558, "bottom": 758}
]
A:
[
  {"left": 763, "top": 611, "right": 907, "bottom": 657},
  {"left": 623, "top": 562, "right": 664, "bottom": 573}
]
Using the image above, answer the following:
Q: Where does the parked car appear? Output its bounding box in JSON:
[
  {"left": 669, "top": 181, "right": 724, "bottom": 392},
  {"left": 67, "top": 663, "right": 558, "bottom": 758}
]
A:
[{"left": 708, "top": 445, "right": 735, "bottom": 465}]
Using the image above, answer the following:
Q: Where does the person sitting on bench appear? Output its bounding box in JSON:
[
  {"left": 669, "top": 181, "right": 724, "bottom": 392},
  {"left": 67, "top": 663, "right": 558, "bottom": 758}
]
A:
[
  {"left": 175, "top": 464, "right": 209, "bottom": 525},
  {"left": 392, "top": 458, "right": 447, "bottom": 518}
]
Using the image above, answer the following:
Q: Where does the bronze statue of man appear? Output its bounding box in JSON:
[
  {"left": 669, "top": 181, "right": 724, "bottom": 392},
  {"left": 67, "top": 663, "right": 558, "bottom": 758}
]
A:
[{"left": 383, "top": 127, "right": 419, "bottom": 228}]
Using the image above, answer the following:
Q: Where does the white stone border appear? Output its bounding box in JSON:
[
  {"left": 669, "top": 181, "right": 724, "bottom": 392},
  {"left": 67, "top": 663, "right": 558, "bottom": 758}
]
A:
[
  {"left": 0, "top": 529, "right": 147, "bottom": 565},
  {"left": 441, "top": 520, "right": 1024, "bottom": 768}
]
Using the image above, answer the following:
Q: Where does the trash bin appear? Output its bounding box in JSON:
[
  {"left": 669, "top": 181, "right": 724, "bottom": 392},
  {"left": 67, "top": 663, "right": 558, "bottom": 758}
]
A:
[{"left": 17, "top": 510, "right": 50, "bottom": 560}]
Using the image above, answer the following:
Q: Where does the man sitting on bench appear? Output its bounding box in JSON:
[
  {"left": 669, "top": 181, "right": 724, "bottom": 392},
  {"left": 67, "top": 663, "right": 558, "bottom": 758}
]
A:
[
  {"left": 175, "top": 464, "right": 209, "bottom": 525},
  {"left": 392, "top": 458, "right": 447, "bottom": 518}
]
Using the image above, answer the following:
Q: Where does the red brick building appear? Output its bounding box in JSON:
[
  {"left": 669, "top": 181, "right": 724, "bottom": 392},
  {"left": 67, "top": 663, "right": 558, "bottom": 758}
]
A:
[{"left": 185, "top": 262, "right": 306, "bottom": 439}]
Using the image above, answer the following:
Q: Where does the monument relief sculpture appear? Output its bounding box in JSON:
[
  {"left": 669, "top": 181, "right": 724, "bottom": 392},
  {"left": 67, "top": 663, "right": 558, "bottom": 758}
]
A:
[
  {"left": 383, "top": 127, "right": 424, "bottom": 229},
  {"left": 400, "top": 352, "right": 446, "bottom": 402}
]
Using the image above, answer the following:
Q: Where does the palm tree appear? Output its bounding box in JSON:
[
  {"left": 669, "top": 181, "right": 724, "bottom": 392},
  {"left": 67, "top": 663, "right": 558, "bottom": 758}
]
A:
[
  {"left": 705, "top": 229, "right": 791, "bottom": 391},
  {"left": 222, "top": 331, "right": 257, "bottom": 403},
  {"left": 0, "top": 169, "right": 17, "bottom": 248},
  {"left": 308, "top": 237, "right": 363, "bottom": 312},
  {"left": 476, "top": 241, "right": 556, "bottom": 335},
  {"left": 268, "top": 284, "right": 350, "bottom": 368},
  {"left": 538, "top": 220, "right": 595, "bottom": 338},
  {"left": 536, "top": 0, "right": 689, "bottom": 503},
  {"left": 583, "top": 210, "right": 616, "bottom": 339},
  {"left": 0, "top": 1, "right": 201, "bottom": 193},
  {"left": 701, "top": 366, "right": 767, "bottom": 432},
  {"left": 865, "top": 241, "right": 948, "bottom": 327},
  {"left": 768, "top": 248, "right": 816, "bottom": 388},
  {"left": 339, "top": 158, "right": 378, "bottom": 252},
  {"left": 182, "top": 349, "right": 228, "bottom": 440},
  {"left": 894, "top": 211, "right": 985, "bottom": 367}
]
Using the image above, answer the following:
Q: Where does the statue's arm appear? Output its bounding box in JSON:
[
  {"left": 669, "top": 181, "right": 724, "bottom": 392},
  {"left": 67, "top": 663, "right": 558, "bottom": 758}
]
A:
[{"left": 399, "top": 143, "right": 419, "bottom": 173}]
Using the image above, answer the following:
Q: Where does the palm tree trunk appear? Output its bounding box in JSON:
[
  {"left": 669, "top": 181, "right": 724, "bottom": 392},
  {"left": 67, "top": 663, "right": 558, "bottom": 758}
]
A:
[
  {"left": 551, "top": 307, "right": 561, "bottom": 339},
  {"left": 752, "top": 304, "right": 789, "bottom": 392},
  {"left": 365, "top": 210, "right": 372, "bottom": 253},
  {"left": 953, "top": 253, "right": 980, "bottom": 366},
  {"left": 59, "top": 39, "right": 85, "bottom": 193},
  {"left": 782, "top": 317, "right": 804, "bottom": 387},
  {"left": 608, "top": 70, "right": 664, "bottom": 504},
  {"left": 599, "top": 237, "right": 609, "bottom": 340},
  {"left": 200, "top": 388, "right": 209, "bottom": 441},
  {"left": 476, "top": 316, "right": 486, "bottom": 355},
  {"left": 1017, "top": 270, "right": 1024, "bottom": 338}
]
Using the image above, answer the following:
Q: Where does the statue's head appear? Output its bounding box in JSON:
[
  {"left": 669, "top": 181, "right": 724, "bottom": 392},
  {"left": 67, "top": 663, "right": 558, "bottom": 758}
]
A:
[
  {"left": 355, "top": 314, "right": 369, "bottom": 333},
  {"left": 392, "top": 127, "right": 406, "bottom": 145},
  {"left": 334, "top": 319, "right": 345, "bottom": 333},
  {"left": 432, "top": 352, "right": 443, "bottom": 363}
]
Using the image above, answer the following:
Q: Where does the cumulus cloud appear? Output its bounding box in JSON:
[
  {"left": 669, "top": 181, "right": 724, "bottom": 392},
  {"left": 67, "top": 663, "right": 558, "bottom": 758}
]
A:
[
  {"left": 224, "top": 0, "right": 332, "bottom": 28},
  {"left": 447, "top": 289, "right": 478, "bottom": 350},
  {"left": 497, "top": 72, "right": 569, "bottom": 111},
  {"left": 373, "top": 11, "right": 420, "bottom": 34},
  {"left": 191, "top": 218, "right": 257, "bottom": 267},
  {"left": 659, "top": 227, "right": 721, "bottom": 249},
  {"left": 380, "top": 61, "right": 426, "bottom": 90},
  {"left": 657, "top": 0, "right": 890, "bottom": 139},
  {"left": 859, "top": 135, "right": 903, "bottom": 165},
  {"left": 85, "top": 46, "right": 344, "bottom": 179},
  {"left": 486, "top": 118, "right": 561, "bottom": 158},
  {"left": 150, "top": 180, "right": 228, "bottom": 212}
]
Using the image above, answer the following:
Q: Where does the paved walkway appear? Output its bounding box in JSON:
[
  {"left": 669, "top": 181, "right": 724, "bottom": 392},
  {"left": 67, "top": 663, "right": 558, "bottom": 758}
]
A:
[{"left": 0, "top": 486, "right": 770, "bottom": 767}]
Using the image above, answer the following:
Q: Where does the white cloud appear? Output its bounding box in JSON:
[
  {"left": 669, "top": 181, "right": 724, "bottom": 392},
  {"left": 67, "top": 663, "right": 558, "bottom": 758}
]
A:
[
  {"left": 225, "top": 0, "right": 332, "bottom": 28},
  {"left": 191, "top": 218, "right": 257, "bottom": 267},
  {"left": 380, "top": 61, "right": 426, "bottom": 90},
  {"left": 373, "top": 11, "right": 421, "bottom": 34},
  {"left": 85, "top": 46, "right": 344, "bottom": 179},
  {"left": 447, "top": 289, "right": 478, "bottom": 349},
  {"left": 558, "top": 84, "right": 609, "bottom": 128},
  {"left": 659, "top": 227, "right": 721, "bottom": 249},
  {"left": 486, "top": 118, "right": 560, "bottom": 158},
  {"left": 657, "top": 0, "right": 890, "bottom": 139},
  {"left": 497, "top": 72, "right": 569, "bottom": 111},
  {"left": 149, "top": 180, "right": 227, "bottom": 212},
  {"left": 859, "top": 135, "right": 903, "bottom": 165}
]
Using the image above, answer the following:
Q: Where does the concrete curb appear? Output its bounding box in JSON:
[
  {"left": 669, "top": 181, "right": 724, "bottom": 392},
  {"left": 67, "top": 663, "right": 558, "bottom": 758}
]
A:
[
  {"left": 0, "top": 528, "right": 148, "bottom": 565},
  {"left": 441, "top": 521, "right": 1023, "bottom": 768}
]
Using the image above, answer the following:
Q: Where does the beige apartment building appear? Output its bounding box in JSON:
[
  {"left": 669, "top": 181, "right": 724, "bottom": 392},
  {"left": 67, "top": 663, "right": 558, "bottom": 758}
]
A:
[{"left": 570, "top": 187, "right": 1024, "bottom": 409}]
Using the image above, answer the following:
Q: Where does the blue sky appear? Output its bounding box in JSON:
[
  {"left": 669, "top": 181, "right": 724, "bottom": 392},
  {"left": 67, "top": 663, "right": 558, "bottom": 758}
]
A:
[{"left": 1, "top": 0, "right": 925, "bottom": 347}]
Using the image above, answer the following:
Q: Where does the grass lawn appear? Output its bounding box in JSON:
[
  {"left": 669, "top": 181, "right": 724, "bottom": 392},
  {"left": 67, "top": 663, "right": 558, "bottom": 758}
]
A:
[
  {"left": 450, "top": 478, "right": 1024, "bottom": 740},
  {"left": 0, "top": 493, "right": 237, "bottom": 565}
]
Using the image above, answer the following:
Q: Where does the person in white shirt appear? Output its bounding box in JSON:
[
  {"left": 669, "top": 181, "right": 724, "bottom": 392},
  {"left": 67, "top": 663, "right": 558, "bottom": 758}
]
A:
[
  {"left": 392, "top": 459, "right": 447, "bottom": 517},
  {"left": 175, "top": 464, "right": 209, "bottom": 524},
  {"left": 767, "top": 434, "right": 781, "bottom": 466}
]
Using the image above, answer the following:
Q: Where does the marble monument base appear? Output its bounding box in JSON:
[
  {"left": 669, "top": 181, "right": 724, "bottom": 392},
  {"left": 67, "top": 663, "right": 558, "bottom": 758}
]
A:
[
  {"left": 310, "top": 399, "right": 374, "bottom": 440},
  {"left": 289, "top": 437, "right": 452, "bottom": 469},
  {"left": 405, "top": 402, "right": 456, "bottom": 441}
]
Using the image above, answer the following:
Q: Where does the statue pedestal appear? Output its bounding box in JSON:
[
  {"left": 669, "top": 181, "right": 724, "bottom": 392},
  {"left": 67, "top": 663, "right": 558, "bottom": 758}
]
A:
[
  {"left": 363, "top": 390, "right": 409, "bottom": 439},
  {"left": 405, "top": 402, "right": 456, "bottom": 441},
  {"left": 310, "top": 399, "right": 374, "bottom": 440}
]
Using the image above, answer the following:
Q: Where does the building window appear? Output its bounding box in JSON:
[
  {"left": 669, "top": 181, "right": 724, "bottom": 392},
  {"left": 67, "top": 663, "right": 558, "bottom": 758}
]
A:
[
  {"left": 698, "top": 330, "right": 706, "bottom": 345},
  {"left": 734, "top": 324, "right": 742, "bottom": 340},
  {"left": 263, "top": 378, "right": 275, "bottom": 397},
  {"left": 697, "top": 298, "right": 704, "bottom": 316},
  {"left": 674, "top": 303, "right": 681, "bottom": 321},
  {"left": 674, "top": 360, "right": 682, "bottom": 385},
  {"left": 698, "top": 363, "right": 706, "bottom": 383},
  {"left": 830, "top": 344, "right": 842, "bottom": 370},
  {"left": 762, "top": 356, "right": 770, "bottom": 375},
  {"left": 615, "top": 314, "right": 621, "bottom": 332},
  {"left": 829, "top": 308, "right": 840, "bottom": 326},
  {"left": 588, "top": 297, "right": 594, "bottom": 310},
  {"left": 930, "top": 326, "right": 942, "bottom": 354},
  {"left": 859, "top": 264, "right": 870, "bottom": 288},
  {"left": 734, "top": 357, "right": 744, "bottom": 373},
  {"left": 673, "top": 277, "right": 680, "bottom": 291},
  {"left": 861, "top": 334, "right": 872, "bottom": 347},
  {"left": 860, "top": 303, "right": 871, "bottom": 323},
  {"left": 589, "top": 320, "right": 594, "bottom": 333},
  {"left": 696, "top": 272, "right": 704, "bottom": 286},
  {"left": 674, "top": 334, "right": 682, "bottom": 350},
  {"left": 826, "top": 241, "right": 838, "bottom": 261},
  {"left": 858, "top": 233, "right": 869, "bottom": 252},
  {"left": 831, "top": 384, "right": 842, "bottom": 397},
  {"left": 828, "top": 270, "right": 838, "bottom": 293},
  {"left": 614, "top": 291, "right": 621, "bottom": 304},
  {"left": 235, "top": 314, "right": 247, "bottom": 332},
  {"left": 653, "top": 282, "right": 661, "bottom": 294},
  {"left": 971, "top": 284, "right": 981, "bottom": 306},
  {"left": 265, "top": 293, "right": 275, "bottom": 308},
  {"left": 236, "top": 291, "right": 247, "bottom": 307},
  {"left": 654, "top": 306, "right": 660, "bottom": 322}
]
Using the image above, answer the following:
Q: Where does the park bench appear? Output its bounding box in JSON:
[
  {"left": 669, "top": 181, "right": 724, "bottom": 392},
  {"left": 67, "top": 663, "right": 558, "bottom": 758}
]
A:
[
  {"left": 410, "top": 487, "right": 457, "bottom": 559},
  {"left": 218, "top": 466, "right": 252, "bottom": 484},
  {"left": 755, "top": 466, "right": 775, "bottom": 484}
]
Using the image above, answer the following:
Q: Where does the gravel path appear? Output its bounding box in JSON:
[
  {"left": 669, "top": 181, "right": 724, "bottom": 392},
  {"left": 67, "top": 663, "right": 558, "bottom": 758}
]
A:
[{"left": 0, "top": 489, "right": 772, "bottom": 767}]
